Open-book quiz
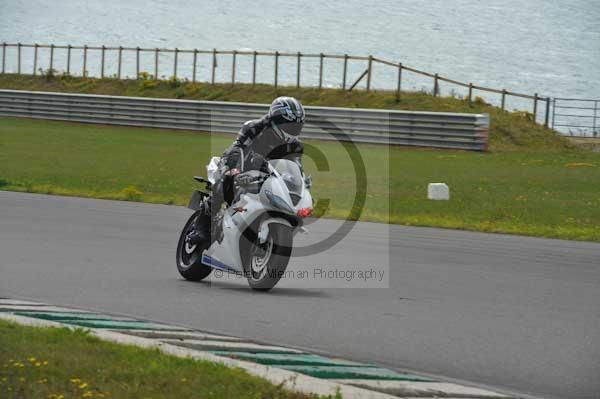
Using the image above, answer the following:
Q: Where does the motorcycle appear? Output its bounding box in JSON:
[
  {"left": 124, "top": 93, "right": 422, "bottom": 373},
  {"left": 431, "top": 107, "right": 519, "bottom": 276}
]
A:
[{"left": 176, "top": 156, "right": 313, "bottom": 291}]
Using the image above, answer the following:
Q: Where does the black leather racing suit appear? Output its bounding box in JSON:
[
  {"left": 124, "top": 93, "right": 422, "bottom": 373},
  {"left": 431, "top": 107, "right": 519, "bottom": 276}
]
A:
[{"left": 212, "top": 114, "right": 304, "bottom": 214}]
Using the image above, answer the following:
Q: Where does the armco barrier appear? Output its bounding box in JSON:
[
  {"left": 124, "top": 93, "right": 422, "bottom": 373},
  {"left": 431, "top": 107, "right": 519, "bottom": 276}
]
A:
[{"left": 0, "top": 90, "right": 489, "bottom": 151}]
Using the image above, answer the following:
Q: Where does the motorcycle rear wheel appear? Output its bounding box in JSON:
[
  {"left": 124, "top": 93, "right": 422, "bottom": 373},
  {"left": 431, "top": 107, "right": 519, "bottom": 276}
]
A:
[{"left": 176, "top": 211, "right": 212, "bottom": 281}]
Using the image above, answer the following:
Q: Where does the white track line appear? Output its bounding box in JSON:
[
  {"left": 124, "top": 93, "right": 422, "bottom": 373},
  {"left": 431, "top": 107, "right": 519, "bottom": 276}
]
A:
[
  {"left": 0, "top": 299, "right": 48, "bottom": 306},
  {"left": 161, "top": 339, "right": 304, "bottom": 353},
  {"left": 114, "top": 330, "right": 243, "bottom": 341},
  {"left": 0, "top": 305, "right": 102, "bottom": 313},
  {"left": 334, "top": 380, "right": 511, "bottom": 398}
]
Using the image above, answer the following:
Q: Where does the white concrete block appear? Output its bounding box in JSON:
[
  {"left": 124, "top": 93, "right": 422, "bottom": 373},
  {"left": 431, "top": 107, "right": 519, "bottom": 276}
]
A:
[{"left": 428, "top": 183, "right": 450, "bottom": 200}]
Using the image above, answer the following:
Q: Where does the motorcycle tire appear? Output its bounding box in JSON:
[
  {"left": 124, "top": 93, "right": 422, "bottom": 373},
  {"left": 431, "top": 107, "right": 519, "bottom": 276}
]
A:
[
  {"left": 245, "top": 224, "right": 293, "bottom": 291},
  {"left": 176, "top": 211, "right": 212, "bottom": 281}
]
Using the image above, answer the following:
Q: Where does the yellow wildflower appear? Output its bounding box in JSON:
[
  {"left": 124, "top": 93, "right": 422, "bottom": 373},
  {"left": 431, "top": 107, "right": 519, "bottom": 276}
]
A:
[
  {"left": 180, "top": 378, "right": 187, "bottom": 382},
  {"left": 82, "top": 391, "right": 94, "bottom": 398},
  {"left": 79, "top": 382, "right": 88, "bottom": 389},
  {"left": 35, "top": 362, "right": 42, "bottom": 367},
  {"left": 70, "top": 378, "right": 81, "bottom": 384},
  {"left": 28, "top": 357, "right": 36, "bottom": 362},
  {"left": 43, "top": 361, "right": 49, "bottom": 366}
]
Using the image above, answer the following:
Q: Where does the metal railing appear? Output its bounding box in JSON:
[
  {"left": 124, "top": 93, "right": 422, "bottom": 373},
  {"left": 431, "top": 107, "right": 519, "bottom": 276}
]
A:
[
  {"left": 551, "top": 98, "right": 599, "bottom": 137},
  {"left": 0, "top": 42, "right": 546, "bottom": 127},
  {"left": 0, "top": 89, "right": 490, "bottom": 151}
]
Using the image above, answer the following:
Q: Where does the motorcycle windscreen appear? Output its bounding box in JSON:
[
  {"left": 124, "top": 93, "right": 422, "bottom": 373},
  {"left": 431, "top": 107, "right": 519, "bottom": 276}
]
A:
[{"left": 269, "top": 159, "right": 303, "bottom": 199}]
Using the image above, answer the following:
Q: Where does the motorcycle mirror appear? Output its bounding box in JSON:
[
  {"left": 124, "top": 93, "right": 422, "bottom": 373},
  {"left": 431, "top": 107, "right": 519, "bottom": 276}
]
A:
[{"left": 304, "top": 174, "right": 313, "bottom": 189}]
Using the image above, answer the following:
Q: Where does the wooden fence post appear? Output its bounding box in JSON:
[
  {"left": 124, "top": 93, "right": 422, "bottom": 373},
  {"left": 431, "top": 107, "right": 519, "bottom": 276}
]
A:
[
  {"left": 433, "top": 73, "right": 439, "bottom": 96},
  {"left": 533, "top": 93, "right": 538, "bottom": 123},
  {"left": 252, "top": 51, "right": 257, "bottom": 87},
  {"left": 136, "top": 47, "right": 140, "bottom": 79},
  {"left": 593, "top": 100, "right": 598, "bottom": 137},
  {"left": 231, "top": 50, "right": 236, "bottom": 84},
  {"left": 468, "top": 83, "right": 473, "bottom": 103},
  {"left": 1, "top": 42, "right": 5, "bottom": 74},
  {"left": 173, "top": 48, "right": 179, "bottom": 79},
  {"left": 211, "top": 48, "right": 216, "bottom": 84},
  {"left": 348, "top": 68, "right": 369, "bottom": 91},
  {"left": 117, "top": 46, "right": 122, "bottom": 79},
  {"left": 366, "top": 55, "right": 373, "bottom": 91},
  {"left": 396, "top": 62, "right": 402, "bottom": 102},
  {"left": 296, "top": 52, "right": 301, "bottom": 88},
  {"left": 318, "top": 53, "right": 324, "bottom": 90},
  {"left": 101, "top": 45, "right": 105, "bottom": 78},
  {"left": 67, "top": 45, "right": 71, "bottom": 75},
  {"left": 83, "top": 45, "right": 88, "bottom": 77},
  {"left": 342, "top": 54, "right": 348, "bottom": 90},
  {"left": 154, "top": 48, "right": 159, "bottom": 80},
  {"left": 551, "top": 98, "right": 557, "bottom": 130},
  {"left": 192, "top": 49, "right": 197, "bottom": 83},
  {"left": 49, "top": 44, "right": 54, "bottom": 72},
  {"left": 274, "top": 51, "right": 279, "bottom": 88},
  {"left": 33, "top": 44, "right": 38, "bottom": 75},
  {"left": 544, "top": 97, "right": 551, "bottom": 128},
  {"left": 501, "top": 89, "right": 506, "bottom": 110},
  {"left": 17, "top": 43, "right": 21, "bottom": 74}
]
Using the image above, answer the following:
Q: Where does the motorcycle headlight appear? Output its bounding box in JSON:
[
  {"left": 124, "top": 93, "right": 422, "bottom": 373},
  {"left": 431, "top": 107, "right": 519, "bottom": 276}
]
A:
[{"left": 265, "top": 189, "right": 294, "bottom": 214}]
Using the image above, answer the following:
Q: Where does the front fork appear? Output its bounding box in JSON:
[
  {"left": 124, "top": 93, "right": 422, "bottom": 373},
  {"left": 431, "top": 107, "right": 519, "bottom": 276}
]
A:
[{"left": 187, "top": 190, "right": 210, "bottom": 213}]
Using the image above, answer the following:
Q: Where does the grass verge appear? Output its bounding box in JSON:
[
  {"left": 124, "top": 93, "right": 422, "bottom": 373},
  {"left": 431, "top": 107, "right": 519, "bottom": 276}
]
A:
[
  {"left": 1, "top": 117, "right": 599, "bottom": 241},
  {"left": 0, "top": 73, "right": 573, "bottom": 152},
  {"left": 0, "top": 319, "right": 323, "bottom": 399}
]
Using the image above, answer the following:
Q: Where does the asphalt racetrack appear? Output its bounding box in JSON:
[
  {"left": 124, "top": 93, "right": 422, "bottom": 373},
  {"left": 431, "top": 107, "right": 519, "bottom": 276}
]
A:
[{"left": 1, "top": 191, "right": 598, "bottom": 399}]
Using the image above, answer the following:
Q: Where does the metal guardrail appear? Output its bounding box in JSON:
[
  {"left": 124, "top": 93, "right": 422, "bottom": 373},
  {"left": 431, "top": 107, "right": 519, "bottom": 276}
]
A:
[{"left": 0, "top": 90, "right": 489, "bottom": 151}]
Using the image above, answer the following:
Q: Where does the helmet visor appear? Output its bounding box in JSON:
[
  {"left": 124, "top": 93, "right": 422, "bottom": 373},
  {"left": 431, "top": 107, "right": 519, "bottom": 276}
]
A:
[
  {"left": 272, "top": 121, "right": 303, "bottom": 142},
  {"left": 278, "top": 121, "right": 303, "bottom": 136}
]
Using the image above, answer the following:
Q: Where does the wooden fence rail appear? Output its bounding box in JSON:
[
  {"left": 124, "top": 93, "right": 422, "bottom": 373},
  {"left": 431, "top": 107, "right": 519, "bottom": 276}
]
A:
[{"left": 0, "top": 42, "right": 551, "bottom": 127}]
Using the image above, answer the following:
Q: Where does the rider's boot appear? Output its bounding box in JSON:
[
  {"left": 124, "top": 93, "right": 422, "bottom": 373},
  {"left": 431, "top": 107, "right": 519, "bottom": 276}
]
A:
[
  {"left": 188, "top": 195, "right": 224, "bottom": 246},
  {"left": 187, "top": 209, "right": 211, "bottom": 246}
]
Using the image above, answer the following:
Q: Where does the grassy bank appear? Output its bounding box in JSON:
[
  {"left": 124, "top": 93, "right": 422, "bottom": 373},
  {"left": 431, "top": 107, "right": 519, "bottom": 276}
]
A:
[
  {"left": 0, "top": 319, "right": 321, "bottom": 399},
  {"left": 0, "top": 73, "right": 573, "bottom": 152},
  {"left": 1, "top": 117, "right": 599, "bottom": 241}
]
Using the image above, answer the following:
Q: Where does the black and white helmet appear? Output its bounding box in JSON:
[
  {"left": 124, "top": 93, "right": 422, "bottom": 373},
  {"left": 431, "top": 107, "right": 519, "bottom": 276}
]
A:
[{"left": 269, "top": 96, "right": 305, "bottom": 142}]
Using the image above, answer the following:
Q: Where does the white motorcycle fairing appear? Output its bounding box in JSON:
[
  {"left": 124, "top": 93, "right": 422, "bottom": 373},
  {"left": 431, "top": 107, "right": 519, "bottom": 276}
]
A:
[{"left": 200, "top": 157, "right": 312, "bottom": 274}]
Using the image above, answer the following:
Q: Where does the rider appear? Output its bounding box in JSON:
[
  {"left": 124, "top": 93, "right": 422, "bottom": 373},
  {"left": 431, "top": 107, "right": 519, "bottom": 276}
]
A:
[{"left": 189, "top": 96, "right": 306, "bottom": 244}]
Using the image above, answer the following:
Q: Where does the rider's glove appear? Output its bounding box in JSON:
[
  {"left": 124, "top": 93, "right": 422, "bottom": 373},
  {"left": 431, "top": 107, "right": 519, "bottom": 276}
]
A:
[
  {"left": 225, "top": 168, "right": 240, "bottom": 177},
  {"left": 235, "top": 173, "right": 254, "bottom": 186}
]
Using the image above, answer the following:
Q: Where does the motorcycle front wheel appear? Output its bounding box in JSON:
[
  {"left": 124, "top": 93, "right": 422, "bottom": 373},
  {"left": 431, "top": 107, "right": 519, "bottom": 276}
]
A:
[
  {"left": 244, "top": 224, "right": 293, "bottom": 291},
  {"left": 176, "top": 211, "right": 212, "bottom": 281}
]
